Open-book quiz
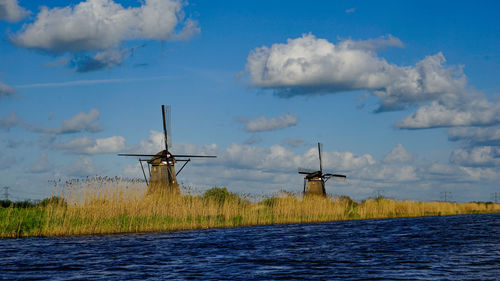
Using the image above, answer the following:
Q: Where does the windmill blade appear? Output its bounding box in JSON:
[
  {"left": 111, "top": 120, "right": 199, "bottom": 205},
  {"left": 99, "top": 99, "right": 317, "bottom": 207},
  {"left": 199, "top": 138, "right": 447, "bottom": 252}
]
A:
[
  {"left": 171, "top": 154, "right": 217, "bottom": 158},
  {"left": 118, "top": 153, "right": 159, "bottom": 157},
  {"left": 161, "top": 105, "right": 172, "bottom": 151},
  {"left": 318, "top": 142, "right": 323, "bottom": 173},
  {"left": 165, "top": 105, "right": 172, "bottom": 148},
  {"left": 303, "top": 178, "right": 307, "bottom": 194},
  {"left": 324, "top": 173, "right": 347, "bottom": 182},
  {"left": 298, "top": 167, "right": 317, "bottom": 174},
  {"left": 324, "top": 173, "right": 347, "bottom": 178}
]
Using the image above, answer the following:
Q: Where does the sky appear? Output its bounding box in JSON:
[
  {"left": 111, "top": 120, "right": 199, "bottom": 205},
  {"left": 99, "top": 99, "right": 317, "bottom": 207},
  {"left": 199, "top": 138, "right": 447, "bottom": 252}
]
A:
[{"left": 1, "top": 0, "right": 499, "bottom": 202}]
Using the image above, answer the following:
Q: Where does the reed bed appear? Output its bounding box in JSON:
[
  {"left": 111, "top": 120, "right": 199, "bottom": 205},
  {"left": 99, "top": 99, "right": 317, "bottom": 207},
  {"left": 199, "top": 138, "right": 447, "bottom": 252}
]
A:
[{"left": 1, "top": 177, "right": 499, "bottom": 238}]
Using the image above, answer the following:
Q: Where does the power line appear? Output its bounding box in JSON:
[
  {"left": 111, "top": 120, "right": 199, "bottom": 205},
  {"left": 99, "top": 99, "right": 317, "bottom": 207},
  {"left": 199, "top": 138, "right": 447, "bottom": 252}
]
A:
[
  {"left": 2, "top": 186, "right": 9, "bottom": 201},
  {"left": 441, "top": 191, "right": 452, "bottom": 202},
  {"left": 491, "top": 192, "right": 499, "bottom": 203}
]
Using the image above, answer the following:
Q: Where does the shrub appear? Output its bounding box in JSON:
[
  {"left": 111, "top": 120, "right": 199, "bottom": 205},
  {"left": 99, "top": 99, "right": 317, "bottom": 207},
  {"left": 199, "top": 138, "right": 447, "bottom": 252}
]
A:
[
  {"left": 0, "top": 200, "right": 37, "bottom": 208},
  {"left": 37, "top": 196, "right": 68, "bottom": 207},
  {"left": 202, "top": 187, "right": 238, "bottom": 206}
]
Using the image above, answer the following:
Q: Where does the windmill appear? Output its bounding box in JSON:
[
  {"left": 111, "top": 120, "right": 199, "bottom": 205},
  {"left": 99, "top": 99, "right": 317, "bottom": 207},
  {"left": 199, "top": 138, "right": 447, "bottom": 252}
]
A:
[
  {"left": 298, "top": 142, "right": 346, "bottom": 196},
  {"left": 118, "top": 105, "right": 216, "bottom": 194}
]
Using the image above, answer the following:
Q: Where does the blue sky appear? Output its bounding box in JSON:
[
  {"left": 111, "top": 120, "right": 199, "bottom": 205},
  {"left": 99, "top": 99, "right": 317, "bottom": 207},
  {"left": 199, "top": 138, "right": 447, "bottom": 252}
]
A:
[{"left": 1, "top": 0, "right": 499, "bottom": 202}]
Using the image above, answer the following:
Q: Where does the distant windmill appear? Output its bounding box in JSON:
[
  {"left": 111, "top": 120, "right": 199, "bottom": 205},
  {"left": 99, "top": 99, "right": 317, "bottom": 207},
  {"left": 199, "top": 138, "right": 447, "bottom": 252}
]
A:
[
  {"left": 119, "top": 105, "right": 216, "bottom": 194},
  {"left": 298, "top": 142, "right": 346, "bottom": 196}
]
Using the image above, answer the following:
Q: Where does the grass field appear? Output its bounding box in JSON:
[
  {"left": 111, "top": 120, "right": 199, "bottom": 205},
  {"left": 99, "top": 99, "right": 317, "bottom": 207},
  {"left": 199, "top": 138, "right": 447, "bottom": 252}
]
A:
[{"left": 1, "top": 177, "right": 499, "bottom": 238}]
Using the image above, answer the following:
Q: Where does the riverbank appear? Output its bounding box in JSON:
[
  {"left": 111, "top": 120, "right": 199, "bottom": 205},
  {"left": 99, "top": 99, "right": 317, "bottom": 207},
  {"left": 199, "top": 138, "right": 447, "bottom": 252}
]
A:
[{"left": 1, "top": 179, "right": 499, "bottom": 238}]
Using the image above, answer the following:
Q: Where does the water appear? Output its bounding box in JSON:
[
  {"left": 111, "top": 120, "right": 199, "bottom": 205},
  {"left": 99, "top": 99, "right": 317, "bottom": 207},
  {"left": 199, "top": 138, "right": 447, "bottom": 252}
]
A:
[{"left": 1, "top": 213, "right": 499, "bottom": 280}]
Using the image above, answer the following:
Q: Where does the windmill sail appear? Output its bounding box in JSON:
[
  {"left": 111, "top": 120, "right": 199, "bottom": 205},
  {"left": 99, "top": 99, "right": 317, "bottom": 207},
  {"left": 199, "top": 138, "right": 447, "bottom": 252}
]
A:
[
  {"left": 298, "top": 142, "right": 346, "bottom": 196},
  {"left": 118, "top": 104, "right": 216, "bottom": 194},
  {"left": 163, "top": 105, "right": 172, "bottom": 149}
]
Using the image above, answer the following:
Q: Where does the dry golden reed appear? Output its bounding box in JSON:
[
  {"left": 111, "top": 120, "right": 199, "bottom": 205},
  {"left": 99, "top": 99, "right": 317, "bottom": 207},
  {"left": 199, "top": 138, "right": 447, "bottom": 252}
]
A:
[{"left": 1, "top": 177, "right": 499, "bottom": 238}]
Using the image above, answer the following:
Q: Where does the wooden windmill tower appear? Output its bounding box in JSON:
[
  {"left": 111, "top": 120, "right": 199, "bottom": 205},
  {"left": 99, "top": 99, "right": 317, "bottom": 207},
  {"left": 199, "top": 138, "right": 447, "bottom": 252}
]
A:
[
  {"left": 298, "top": 142, "right": 346, "bottom": 196},
  {"left": 119, "top": 105, "right": 216, "bottom": 194}
]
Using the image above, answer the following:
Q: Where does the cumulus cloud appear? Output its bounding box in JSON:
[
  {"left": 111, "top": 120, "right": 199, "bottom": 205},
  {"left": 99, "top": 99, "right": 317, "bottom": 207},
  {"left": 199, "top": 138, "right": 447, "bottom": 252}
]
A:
[
  {"left": 0, "top": 81, "right": 16, "bottom": 98},
  {"left": 56, "top": 135, "right": 126, "bottom": 155},
  {"left": 28, "top": 153, "right": 52, "bottom": 173},
  {"left": 396, "top": 93, "right": 500, "bottom": 129},
  {"left": 65, "top": 156, "right": 97, "bottom": 177},
  {"left": 450, "top": 146, "right": 500, "bottom": 167},
  {"left": 383, "top": 143, "right": 413, "bottom": 163},
  {"left": 53, "top": 109, "right": 103, "bottom": 133},
  {"left": 0, "top": 0, "right": 27, "bottom": 22},
  {"left": 448, "top": 125, "right": 500, "bottom": 146},
  {"left": 12, "top": 0, "right": 198, "bottom": 53},
  {"left": 175, "top": 142, "right": 375, "bottom": 174},
  {"left": 128, "top": 130, "right": 164, "bottom": 153},
  {"left": 245, "top": 33, "right": 500, "bottom": 143},
  {"left": 361, "top": 165, "right": 417, "bottom": 182},
  {"left": 240, "top": 112, "right": 298, "bottom": 132},
  {"left": 245, "top": 34, "right": 464, "bottom": 112}
]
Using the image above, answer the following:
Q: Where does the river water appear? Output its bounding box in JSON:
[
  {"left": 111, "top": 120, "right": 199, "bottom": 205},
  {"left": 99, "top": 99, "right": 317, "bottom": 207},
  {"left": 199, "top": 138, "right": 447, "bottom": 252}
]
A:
[{"left": 0, "top": 213, "right": 499, "bottom": 280}]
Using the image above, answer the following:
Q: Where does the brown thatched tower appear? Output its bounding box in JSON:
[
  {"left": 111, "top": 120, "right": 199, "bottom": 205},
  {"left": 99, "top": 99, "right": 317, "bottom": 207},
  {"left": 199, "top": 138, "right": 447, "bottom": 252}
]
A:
[
  {"left": 304, "top": 175, "right": 325, "bottom": 196},
  {"left": 147, "top": 151, "right": 180, "bottom": 194}
]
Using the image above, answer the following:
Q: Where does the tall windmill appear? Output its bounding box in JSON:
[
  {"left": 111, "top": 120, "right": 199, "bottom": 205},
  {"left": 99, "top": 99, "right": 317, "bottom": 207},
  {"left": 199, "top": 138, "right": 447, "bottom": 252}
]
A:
[
  {"left": 298, "top": 142, "right": 346, "bottom": 196},
  {"left": 119, "top": 105, "right": 216, "bottom": 194}
]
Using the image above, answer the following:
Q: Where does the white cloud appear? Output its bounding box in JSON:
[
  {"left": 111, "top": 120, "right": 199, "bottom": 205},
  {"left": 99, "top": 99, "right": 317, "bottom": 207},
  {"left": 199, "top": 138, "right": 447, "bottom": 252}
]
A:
[
  {"left": 129, "top": 130, "right": 164, "bottom": 153},
  {"left": 173, "top": 142, "right": 375, "bottom": 174},
  {"left": 245, "top": 34, "right": 464, "bottom": 112},
  {"left": 0, "top": 0, "right": 27, "bottom": 22},
  {"left": 448, "top": 125, "right": 500, "bottom": 145},
  {"left": 450, "top": 146, "right": 500, "bottom": 167},
  {"left": 383, "top": 143, "right": 413, "bottom": 163},
  {"left": 56, "top": 135, "right": 126, "bottom": 155},
  {"left": 0, "top": 109, "right": 103, "bottom": 134},
  {"left": 245, "top": 33, "right": 500, "bottom": 138},
  {"left": 56, "top": 109, "right": 102, "bottom": 133},
  {"left": 426, "top": 162, "right": 459, "bottom": 176},
  {"left": 240, "top": 112, "right": 298, "bottom": 132},
  {"left": 361, "top": 165, "right": 417, "bottom": 182},
  {"left": 397, "top": 95, "right": 500, "bottom": 129},
  {"left": 0, "top": 81, "right": 16, "bottom": 98},
  {"left": 458, "top": 166, "right": 500, "bottom": 182},
  {"left": 122, "top": 162, "right": 143, "bottom": 178},
  {"left": 65, "top": 156, "right": 96, "bottom": 177},
  {"left": 28, "top": 153, "right": 52, "bottom": 173},
  {"left": 12, "top": 0, "right": 198, "bottom": 53}
]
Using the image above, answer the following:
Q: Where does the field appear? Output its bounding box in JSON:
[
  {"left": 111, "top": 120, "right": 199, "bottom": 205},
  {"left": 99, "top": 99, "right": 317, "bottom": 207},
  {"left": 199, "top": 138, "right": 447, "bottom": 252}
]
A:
[{"left": 1, "top": 177, "right": 499, "bottom": 238}]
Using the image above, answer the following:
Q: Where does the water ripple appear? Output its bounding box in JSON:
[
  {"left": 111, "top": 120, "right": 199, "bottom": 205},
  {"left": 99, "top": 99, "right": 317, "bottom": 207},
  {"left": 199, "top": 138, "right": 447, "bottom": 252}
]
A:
[{"left": 0, "top": 213, "right": 499, "bottom": 280}]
